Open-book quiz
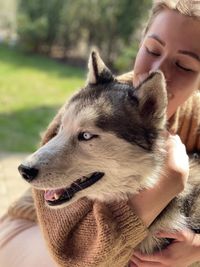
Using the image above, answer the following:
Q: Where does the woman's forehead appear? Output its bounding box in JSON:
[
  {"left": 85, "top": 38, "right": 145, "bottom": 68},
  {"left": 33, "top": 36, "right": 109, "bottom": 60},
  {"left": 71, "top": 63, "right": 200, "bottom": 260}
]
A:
[{"left": 146, "top": 9, "right": 200, "bottom": 53}]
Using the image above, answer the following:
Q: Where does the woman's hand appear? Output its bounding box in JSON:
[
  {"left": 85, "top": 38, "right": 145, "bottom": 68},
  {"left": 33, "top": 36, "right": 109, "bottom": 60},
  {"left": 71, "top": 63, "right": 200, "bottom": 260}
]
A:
[
  {"left": 130, "top": 230, "right": 200, "bottom": 267},
  {"left": 129, "top": 133, "right": 189, "bottom": 227},
  {"left": 163, "top": 134, "right": 189, "bottom": 191}
]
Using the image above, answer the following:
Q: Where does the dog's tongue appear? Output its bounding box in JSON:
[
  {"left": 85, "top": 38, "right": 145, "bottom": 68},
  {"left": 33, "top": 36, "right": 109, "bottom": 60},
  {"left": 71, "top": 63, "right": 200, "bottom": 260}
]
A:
[{"left": 44, "top": 188, "right": 65, "bottom": 201}]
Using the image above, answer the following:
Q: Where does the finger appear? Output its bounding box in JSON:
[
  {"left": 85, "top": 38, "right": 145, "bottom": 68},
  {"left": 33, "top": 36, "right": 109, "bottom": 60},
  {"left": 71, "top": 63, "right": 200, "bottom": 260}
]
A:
[
  {"left": 131, "top": 255, "right": 142, "bottom": 266},
  {"left": 167, "top": 134, "right": 181, "bottom": 145},
  {"left": 133, "top": 251, "right": 165, "bottom": 263},
  {"left": 155, "top": 230, "right": 185, "bottom": 241},
  {"left": 130, "top": 256, "right": 165, "bottom": 267}
]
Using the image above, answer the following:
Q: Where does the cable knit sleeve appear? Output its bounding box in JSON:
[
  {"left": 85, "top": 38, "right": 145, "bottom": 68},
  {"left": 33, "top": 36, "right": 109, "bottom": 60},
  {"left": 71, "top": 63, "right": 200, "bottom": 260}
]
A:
[{"left": 33, "top": 188, "right": 147, "bottom": 267}]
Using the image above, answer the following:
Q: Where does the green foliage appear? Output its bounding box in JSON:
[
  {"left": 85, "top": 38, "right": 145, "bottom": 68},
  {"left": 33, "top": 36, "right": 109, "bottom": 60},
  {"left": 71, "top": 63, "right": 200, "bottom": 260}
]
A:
[
  {"left": 59, "top": 0, "right": 151, "bottom": 62},
  {"left": 116, "top": 0, "right": 151, "bottom": 40},
  {"left": 0, "top": 45, "right": 85, "bottom": 152},
  {"left": 17, "top": 14, "right": 48, "bottom": 52},
  {"left": 114, "top": 42, "right": 139, "bottom": 72},
  {"left": 17, "top": 0, "right": 151, "bottom": 62},
  {"left": 57, "top": 0, "right": 84, "bottom": 51},
  {"left": 17, "top": 0, "right": 65, "bottom": 52}
]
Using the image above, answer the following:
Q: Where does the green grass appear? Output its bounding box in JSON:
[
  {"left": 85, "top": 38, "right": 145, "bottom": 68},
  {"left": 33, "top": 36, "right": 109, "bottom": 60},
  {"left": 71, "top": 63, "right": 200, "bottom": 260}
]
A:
[{"left": 0, "top": 45, "right": 86, "bottom": 152}]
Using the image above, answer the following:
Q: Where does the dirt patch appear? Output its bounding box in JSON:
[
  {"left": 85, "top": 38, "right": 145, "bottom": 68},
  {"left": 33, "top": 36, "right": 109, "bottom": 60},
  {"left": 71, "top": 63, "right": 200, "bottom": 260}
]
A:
[{"left": 0, "top": 153, "right": 29, "bottom": 216}]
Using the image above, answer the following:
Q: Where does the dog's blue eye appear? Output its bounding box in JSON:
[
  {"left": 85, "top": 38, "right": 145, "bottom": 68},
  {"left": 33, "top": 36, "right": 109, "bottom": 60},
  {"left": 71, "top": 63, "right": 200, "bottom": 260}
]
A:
[{"left": 78, "top": 132, "right": 98, "bottom": 141}]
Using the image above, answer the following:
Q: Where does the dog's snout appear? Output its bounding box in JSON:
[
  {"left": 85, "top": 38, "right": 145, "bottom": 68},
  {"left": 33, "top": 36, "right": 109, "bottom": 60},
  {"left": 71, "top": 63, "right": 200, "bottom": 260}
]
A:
[{"left": 18, "top": 164, "right": 39, "bottom": 182}]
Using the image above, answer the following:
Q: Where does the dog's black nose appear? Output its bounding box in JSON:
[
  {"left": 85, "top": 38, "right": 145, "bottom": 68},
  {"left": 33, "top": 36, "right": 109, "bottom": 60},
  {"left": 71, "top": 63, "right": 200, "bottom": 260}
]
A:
[{"left": 18, "top": 164, "right": 39, "bottom": 182}]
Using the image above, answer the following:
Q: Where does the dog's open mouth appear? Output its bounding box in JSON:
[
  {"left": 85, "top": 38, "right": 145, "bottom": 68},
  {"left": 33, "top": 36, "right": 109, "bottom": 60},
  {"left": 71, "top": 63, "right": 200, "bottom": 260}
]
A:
[{"left": 44, "top": 172, "right": 104, "bottom": 206}]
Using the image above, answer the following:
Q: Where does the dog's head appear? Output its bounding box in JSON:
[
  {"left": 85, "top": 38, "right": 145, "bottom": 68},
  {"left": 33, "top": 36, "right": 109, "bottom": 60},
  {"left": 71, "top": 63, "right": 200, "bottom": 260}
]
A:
[{"left": 18, "top": 51, "right": 168, "bottom": 208}]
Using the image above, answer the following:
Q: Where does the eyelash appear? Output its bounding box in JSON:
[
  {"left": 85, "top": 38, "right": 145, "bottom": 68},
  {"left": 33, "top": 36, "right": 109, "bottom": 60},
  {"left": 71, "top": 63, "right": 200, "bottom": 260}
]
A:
[
  {"left": 176, "top": 63, "right": 193, "bottom": 72},
  {"left": 145, "top": 47, "right": 160, "bottom": 57},
  {"left": 145, "top": 47, "right": 194, "bottom": 73}
]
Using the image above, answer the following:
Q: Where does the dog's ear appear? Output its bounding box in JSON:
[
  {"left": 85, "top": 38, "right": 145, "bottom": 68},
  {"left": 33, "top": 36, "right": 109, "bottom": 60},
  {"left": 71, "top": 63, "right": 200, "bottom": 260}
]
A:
[
  {"left": 40, "top": 106, "right": 64, "bottom": 146},
  {"left": 133, "top": 71, "right": 168, "bottom": 129},
  {"left": 87, "top": 50, "right": 114, "bottom": 84}
]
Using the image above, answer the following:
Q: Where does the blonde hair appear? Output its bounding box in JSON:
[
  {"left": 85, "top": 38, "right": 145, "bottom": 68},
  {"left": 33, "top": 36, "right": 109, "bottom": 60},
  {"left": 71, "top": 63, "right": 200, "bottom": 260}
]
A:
[{"left": 144, "top": 0, "right": 200, "bottom": 36}]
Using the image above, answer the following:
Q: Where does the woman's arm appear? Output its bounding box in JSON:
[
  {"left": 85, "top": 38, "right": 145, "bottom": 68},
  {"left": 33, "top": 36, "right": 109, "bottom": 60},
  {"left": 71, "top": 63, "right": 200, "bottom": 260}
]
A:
[
  {"left": 33, "top": 189, "right": 148, "bottom": 267},
  {"left": 129, "top": 134, "right": 189, "bottom": 227}
]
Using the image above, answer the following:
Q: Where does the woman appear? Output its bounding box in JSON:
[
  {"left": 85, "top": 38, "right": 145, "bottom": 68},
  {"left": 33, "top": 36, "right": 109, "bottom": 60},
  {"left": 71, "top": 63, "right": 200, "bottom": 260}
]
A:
[
  {"left": 130, "top": 1, "right": 200, "bottom": 266},
  {"left": 0, "top": 0, "right": 200, "bottom": 266}
]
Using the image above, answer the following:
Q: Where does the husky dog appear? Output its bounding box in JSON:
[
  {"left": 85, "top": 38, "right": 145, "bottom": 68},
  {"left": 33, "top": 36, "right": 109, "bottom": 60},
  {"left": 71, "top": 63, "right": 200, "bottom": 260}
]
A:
[{"left": 18, "top": 51, "right": 200, "bottom": 264}]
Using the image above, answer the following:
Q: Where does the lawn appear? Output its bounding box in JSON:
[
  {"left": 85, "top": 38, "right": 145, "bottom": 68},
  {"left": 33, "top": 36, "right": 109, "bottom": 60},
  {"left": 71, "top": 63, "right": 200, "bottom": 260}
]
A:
[{"left": 0, "top": 45, "right": 86, "bottom": 152}]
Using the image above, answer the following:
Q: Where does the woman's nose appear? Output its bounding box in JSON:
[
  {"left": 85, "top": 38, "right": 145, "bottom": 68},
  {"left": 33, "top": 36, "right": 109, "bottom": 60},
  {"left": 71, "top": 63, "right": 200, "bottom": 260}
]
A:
[{"left": 151, "top": 58, "right": 171, "bottom": 82}]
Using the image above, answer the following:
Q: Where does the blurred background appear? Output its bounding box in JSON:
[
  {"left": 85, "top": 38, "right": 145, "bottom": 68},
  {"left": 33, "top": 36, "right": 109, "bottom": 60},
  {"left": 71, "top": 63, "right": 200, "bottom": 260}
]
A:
[{"left": 0, "top": 0, "right": 151, "bottom": 214}]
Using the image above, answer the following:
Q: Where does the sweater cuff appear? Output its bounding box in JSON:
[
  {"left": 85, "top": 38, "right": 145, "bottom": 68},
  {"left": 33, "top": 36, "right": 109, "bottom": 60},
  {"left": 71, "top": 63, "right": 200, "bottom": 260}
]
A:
[{"left": 108, "top": 201, "right": 148, "bottom": 247}]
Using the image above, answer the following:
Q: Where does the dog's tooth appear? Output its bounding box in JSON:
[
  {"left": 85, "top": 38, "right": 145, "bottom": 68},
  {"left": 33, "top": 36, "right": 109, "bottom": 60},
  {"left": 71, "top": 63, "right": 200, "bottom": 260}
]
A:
[{"left": 54, "top": 193, "right": 60, "bottom": 200}]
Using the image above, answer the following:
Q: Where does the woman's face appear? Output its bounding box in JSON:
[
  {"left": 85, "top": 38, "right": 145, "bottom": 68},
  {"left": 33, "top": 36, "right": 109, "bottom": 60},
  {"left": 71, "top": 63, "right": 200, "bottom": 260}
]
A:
[{"left": 133, "top": 9, "right": 200, "bottom": 118}]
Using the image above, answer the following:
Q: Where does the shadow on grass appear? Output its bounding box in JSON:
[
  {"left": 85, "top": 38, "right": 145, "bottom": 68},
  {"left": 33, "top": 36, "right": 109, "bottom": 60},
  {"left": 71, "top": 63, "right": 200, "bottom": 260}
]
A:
[
  {"left": 0, "top": 45, "right": 86, "bottom": 79},
  {"left": 0, "top": 105, "right": 61, "bottom": 153}
]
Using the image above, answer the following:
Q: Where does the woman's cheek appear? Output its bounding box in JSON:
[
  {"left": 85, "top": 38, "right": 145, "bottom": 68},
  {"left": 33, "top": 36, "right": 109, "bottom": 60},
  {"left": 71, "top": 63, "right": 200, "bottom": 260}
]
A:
[
  {"left": 174, "top": 73, "right": 198, "bottom": 99},
  {"left": 167, "top": 85, "right": 194, "bottom": 118}
]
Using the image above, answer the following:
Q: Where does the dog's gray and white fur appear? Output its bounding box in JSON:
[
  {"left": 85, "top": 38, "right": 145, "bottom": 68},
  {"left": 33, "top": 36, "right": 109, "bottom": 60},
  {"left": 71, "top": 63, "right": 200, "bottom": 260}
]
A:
[{"left": 19, "top": 51, "right": 200, "bottom": 265}]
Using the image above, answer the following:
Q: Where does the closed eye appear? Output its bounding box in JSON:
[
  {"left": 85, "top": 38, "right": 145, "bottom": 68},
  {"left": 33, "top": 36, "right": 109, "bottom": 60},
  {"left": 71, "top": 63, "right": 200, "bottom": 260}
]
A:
[
  {"left": 145, "top": 46, "right": 194, "bottom": 72},
  {"left": 176, "top": 62, "right": 193, "bottom": 72},
  {"left": 145, "top": 46, "right": 160, "bottom": 57}
]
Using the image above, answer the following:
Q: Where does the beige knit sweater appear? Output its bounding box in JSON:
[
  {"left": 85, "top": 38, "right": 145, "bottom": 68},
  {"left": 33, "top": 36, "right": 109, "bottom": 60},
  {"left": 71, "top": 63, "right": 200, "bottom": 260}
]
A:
[{"left": 7, "top": 75, "right": 200, "bottom": 267}]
